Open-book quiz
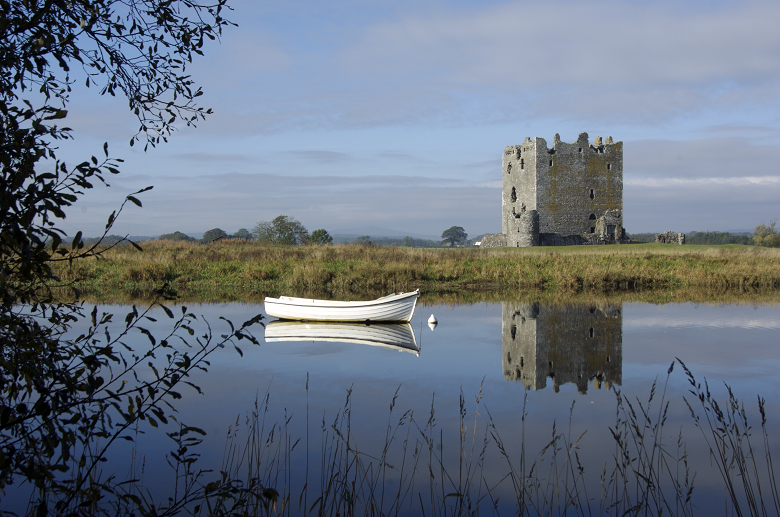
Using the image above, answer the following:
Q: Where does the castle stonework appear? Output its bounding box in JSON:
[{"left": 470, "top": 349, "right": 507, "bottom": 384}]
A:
[{"left": 483, "top": 133, "right": 628, "bottom": 247}]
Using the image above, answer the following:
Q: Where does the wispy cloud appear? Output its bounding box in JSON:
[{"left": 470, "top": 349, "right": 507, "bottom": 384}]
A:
[{"left": 627, "top": 176, "right": 780, "bottom": 187}]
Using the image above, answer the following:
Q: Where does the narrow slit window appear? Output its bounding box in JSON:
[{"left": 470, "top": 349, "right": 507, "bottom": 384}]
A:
[
  {"left": 589, "top": 189, "right": 595, "bottom": 200},
  {"left": 607, "top": 163, "right": 611, "bottom": 170},
  {"left": 549, "top": 159, "right": 553, "bottom": 167},
  {"left": 578, "top": 147, "right": 582, "bottom": 153},
  {"left": 510, "top": 186, "right": 517, "bottom": 203},
  {"left": 520, "top": 159, "right": 524, "bottom": 170},
  {"left": 589, "top": 327, "right": 594, "bottom": 338},
  {"left": 507, "top": 163, "right": 512, "bottom": 174}
]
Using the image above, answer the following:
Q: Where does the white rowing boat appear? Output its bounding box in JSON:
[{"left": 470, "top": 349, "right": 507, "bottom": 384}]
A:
[
  {"left": 264, "top": 321, "right": 419, "bottom": 355},
  {"left": 263, "top": 290, "right": 419, "bottom": 323}
]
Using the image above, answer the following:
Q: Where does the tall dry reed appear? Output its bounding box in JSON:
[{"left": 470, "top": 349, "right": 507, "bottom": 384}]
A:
[
  {"left": 49, "top": 241, "right": 780, "bottom": 302},
  {"left": 181, "top": 360, "right": 777, "bottom": 516}
]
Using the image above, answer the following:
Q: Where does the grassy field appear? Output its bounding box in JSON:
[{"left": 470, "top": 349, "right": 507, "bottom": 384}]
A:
[{"left": 49, "top": 240, "right": 780, "bottom": 302}]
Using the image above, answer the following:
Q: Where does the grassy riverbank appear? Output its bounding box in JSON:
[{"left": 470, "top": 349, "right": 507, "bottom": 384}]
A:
[{"left": 50, "top": 240, "right": 780, "bottom": 302}]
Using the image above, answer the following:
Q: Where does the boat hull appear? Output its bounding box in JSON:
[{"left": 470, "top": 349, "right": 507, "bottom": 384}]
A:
[
  {"left": 264, "top": 290, "right": 418, "bottom": 323},
  {"left": 264, "top": 321, "right": 419, "bottom": 355}
]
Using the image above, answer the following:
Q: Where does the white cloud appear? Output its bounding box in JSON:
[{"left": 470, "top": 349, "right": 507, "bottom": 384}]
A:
[{"left": 627, "top": 176, "right": 780, "bottom": 187}]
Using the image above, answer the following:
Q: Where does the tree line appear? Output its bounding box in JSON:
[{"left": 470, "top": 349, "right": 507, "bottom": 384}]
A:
[
  {"left": 627, "top": 221, "right": 779, "bottom": 247},
  {"left": 155, "top": 219, "right": 477, "bottom": 247}
]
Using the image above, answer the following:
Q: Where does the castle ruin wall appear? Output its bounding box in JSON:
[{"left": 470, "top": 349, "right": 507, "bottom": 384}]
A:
[{"left": 489, "top": 132, "right": 627, "bottom": 248}]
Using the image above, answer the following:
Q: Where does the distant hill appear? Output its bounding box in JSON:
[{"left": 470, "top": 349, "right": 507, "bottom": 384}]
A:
[{"left": 330, "top": 226, "right": 439, "bottom": 241}]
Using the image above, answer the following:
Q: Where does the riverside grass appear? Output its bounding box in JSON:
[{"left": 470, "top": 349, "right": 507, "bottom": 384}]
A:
[{"left": 49, "top": 240, "right": 780, "bottom": 303}]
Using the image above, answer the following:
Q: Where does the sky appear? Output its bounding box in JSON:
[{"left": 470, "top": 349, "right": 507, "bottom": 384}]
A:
[{"left": 57, "top": 0, "right": 780, "bottom": 239}]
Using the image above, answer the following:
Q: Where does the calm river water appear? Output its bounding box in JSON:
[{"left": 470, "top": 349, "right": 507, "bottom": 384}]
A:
[{"left": 7, "top": 300, "right": 780, "bottom": 514}]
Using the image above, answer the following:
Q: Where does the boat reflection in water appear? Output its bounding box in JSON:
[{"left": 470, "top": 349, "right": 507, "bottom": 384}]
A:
[
  {"left": 264, "top": 321, "right": 420, "bottom": 355},
  {"left": 502, "top": 302, "right": 622, "bottom": 393}
]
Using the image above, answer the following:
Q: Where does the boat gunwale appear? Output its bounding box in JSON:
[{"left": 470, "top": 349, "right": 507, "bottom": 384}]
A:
[{"left": 264, "top": 290, "right": 419, "bottom": 309}]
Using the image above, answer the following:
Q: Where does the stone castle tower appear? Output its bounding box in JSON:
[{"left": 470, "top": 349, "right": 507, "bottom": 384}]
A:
[
  {"left": 501, "top": 302, "right": 623, "bottom": 393},
  {"left": 483, "top": 132, "right": 627, "bottom": 247}
]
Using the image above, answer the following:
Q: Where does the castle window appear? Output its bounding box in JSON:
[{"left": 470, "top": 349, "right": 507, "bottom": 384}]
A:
[
  {"left": 590, "top": 227, "right": 595, "bottom": 234},
  {"left": 589, "top": 189, "right": 595, "bottom": 200},
  {"left": 510, "top": 186, "right": 517, "bottom": 203},
  {"left": 607, "top": 163, "right": 611, "bottom": 170},
  {"left": 589, "top": 213, "right": 596, "bottom": 220},
  {"left": 578, "top": 147, "right": 582, "bottom": 153},
  {"left": 589, "top": 327, "right": 594, "bottom": 338},
  {"left": 507, "top": 163, "right": 512, "bottom": 174},
  {"left": 520, "top": 357, "right": 524, "bottom": 367},
  {"left": 549, "top": 159, "right": 553, "bottom": 167}
]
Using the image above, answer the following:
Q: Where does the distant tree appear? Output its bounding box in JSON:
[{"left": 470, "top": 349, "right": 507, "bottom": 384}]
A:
[
  {"left": 441, "top": 226, "right": 468, "bottom": 247},
  {"left": 232, "top": 228, "right": 253, "bottom": 240},
  {"left": 254, "top": 215, "right": 309, "bottom": 245},
  {"left": 201, "top": 228, "right": 228, "bottom": 244},
  {"left": 355, "top": 235, "right": 372, "bottom": 244},
  {"left": 402, "top": 236, "right": 413, "bottom": 247},
  {"left": 753, "top": 220, "right": 778, "bottom": 247},
  {"left": 159, "top": 231, "right": 196, "bottom": 242},
  {"left": 310, "top": 229, "right": 333, "bottom": 244}
]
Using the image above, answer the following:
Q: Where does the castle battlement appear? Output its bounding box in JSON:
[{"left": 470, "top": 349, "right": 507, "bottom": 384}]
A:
[{"left": 484, "top": 132, "right": 627, "bottom": 248}]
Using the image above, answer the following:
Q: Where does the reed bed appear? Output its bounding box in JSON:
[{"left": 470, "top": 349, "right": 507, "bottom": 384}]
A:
[
  {"left": 187, "top": 361, "right": 776, "bottom": 516},
  {"left": 49, "top": 240, "right": 780, "bottom": 302}
]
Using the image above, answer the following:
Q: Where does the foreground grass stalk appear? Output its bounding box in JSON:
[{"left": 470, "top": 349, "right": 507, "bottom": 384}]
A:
[{"left": 201, "top": 361, "right": 775, "bottom": 516}]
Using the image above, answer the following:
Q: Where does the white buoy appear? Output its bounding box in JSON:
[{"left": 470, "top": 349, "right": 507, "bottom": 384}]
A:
[{"left": 427, "top": 314, "right": 438, "bottom": 331}]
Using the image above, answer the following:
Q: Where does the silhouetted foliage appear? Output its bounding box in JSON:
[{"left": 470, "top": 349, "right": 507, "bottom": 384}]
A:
[{"left": 0, "top": 0, "right": 268, "bottom": 514}]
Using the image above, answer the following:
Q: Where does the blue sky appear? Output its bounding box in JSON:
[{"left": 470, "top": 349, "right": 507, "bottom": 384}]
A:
[{"left": 58, "top": 0, "right": 780, "bottom": 238}]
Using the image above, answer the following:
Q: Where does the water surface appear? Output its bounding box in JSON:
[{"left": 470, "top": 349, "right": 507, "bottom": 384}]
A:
[{"left": 8, "top": 300, "right": 780, "bottom": 514}]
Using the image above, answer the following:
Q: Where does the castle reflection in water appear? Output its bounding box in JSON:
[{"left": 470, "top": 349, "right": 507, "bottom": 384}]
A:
[{"left": 501, "top": 302, "right": 622, "bottom": 393}]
